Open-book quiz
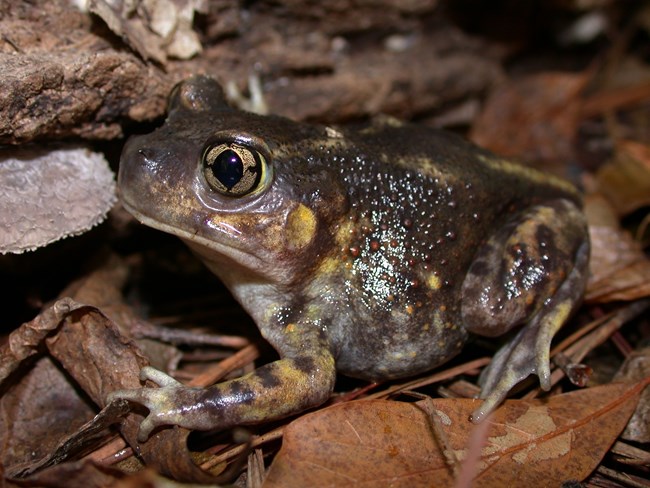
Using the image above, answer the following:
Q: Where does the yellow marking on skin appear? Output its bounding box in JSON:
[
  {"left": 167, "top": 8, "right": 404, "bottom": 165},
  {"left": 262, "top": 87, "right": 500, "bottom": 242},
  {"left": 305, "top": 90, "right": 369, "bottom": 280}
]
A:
[
  {"left": 427, "top": 274, "right": 442, "bottom": 290},
  {"left": 384, "top": 154, "right": 448, "bottom": 178},
  {"left": 378, "top": 115, "right": 404, "bottom": 127},
  {"left": 477, "top": 154, "right": 580, "bottom": 197},
  {"left": 409, "top": 351, "right": 417, "bottom": 358},
  {"left": 263, "top": 304, "right": 283, "bottom": 323},
  {"left": 359, "top": 115, "right": 404, "bottom": 134},
  {"left": 304, "top": 303, "right": 327, "bottom": 323},
  {"left": 432, "top": 311, "right": 445, "bottom": 332},
  {"left": 325, "top": 126, "right": 344, "bottom": 138},
  {"left": 537, "top": 300, "right": 573, "bottom": 363},
  {"left": 335, "top": 220, "right": 356, "bottom": 246},
  {"left": 285, "top": 323, "right": 297, "bottom": 333},
  {"left": 286, "top": 204, "right": 316, "bottom": 249},
  {"left": 318, "top": 256, "right": 340, "bottom": 274},
  {"left": 422, "top": 323, "right": 430, "bottom": 331},
  {"left": 316, "top": 135, "right": 349, "bottom": 150},
  {"left": 550, "top": 301, "right": 572, "bottom": 333},
  {"left": 405, "top": 304, "right": 414, "bottom": 315}
]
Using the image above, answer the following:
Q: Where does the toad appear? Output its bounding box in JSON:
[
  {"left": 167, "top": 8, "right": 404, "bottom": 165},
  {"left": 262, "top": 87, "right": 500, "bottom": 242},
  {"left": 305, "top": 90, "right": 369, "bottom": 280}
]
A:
[{"left": 110, "top": 76, "right": 589, "bottom": 440}]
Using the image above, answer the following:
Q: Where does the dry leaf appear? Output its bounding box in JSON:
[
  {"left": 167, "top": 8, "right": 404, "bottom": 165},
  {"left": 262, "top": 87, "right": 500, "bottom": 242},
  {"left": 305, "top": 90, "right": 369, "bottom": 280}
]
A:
[
  {"left": 596, "top": 140, "right": 650, "bottom": 215},
  {"left": 470, "top": 72, "right": 587, "bottom": 164},
  {"left": 264, "top": 382, "right": 647, "bottom": 487},
  {"left": 7, "top": 458, "right": 127, "bottom": 488},
  {"left": 0, "top": 296, "right": 218, "bottom": 483},
  {"left": 614, "top": 347, "right": 650, "bottom": 443},
  {"left": 0, "top": 299, "right": 145, "bottom": 478},
  {"left": 584, "top": 193, "right": 650, "bottom": 302},
  {"left": 0, "top": 357, "right": 96, "bottom": 474},
  {"left": 0, "top": 147, "right": 116, "bottom": 254}
]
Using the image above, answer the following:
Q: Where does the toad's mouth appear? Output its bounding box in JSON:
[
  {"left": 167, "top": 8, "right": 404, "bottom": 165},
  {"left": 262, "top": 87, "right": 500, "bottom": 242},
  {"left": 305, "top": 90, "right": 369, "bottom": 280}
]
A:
[{"left": 120, "top": 198, "right": 270, "bottom": 278}]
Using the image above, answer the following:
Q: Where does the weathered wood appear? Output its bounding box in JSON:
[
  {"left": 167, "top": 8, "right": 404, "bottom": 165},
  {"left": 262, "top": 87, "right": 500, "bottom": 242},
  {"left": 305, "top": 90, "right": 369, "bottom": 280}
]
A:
[{"left": 0, "top": 0, "right": 502, "bottom": 143}]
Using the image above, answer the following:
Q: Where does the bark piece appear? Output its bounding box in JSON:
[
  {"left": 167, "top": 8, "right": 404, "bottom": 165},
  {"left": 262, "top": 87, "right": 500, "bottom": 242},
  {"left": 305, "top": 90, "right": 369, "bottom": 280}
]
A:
[{"left": 0, "top": 0, "right": 170, "bottom": 143}]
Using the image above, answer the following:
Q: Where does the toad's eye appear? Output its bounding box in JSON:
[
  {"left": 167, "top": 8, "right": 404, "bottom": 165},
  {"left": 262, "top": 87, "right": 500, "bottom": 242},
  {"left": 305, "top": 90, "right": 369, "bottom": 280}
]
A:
[{"left": 202, "top": 142, "right": 269, "bottom": 197}]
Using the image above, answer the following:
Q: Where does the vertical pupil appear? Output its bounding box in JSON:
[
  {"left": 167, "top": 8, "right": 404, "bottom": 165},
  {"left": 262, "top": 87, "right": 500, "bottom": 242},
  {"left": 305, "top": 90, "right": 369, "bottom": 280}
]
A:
[{"left": 214, "top": 149, "right": 243, "bottom": 189}]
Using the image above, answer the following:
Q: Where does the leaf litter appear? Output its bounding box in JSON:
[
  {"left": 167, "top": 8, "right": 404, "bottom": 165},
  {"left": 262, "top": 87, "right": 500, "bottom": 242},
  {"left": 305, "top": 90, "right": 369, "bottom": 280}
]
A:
[{"left": 2, "top": 2, "right": 650, "bottom": 487}]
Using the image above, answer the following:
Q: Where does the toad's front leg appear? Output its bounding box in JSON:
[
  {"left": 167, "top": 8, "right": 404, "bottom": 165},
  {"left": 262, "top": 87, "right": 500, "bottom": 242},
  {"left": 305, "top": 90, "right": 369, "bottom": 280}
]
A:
[{"left": 108, "top": 323, "right": 336, "bottom": 441}]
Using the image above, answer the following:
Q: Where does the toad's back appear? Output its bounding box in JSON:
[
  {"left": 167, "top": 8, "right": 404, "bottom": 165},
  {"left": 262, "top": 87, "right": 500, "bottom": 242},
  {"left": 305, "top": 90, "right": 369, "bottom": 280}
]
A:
[{"left": 299, "top": 122, "right": 583, "bottom": 379}]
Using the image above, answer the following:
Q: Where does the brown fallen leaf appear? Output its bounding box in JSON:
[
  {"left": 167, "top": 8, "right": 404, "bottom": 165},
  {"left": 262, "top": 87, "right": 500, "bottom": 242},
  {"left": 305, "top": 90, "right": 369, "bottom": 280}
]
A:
[
  {"left": 470, "top": 72, "right": 587, "bottom": 165},
  {"left": 596, "top": 140, "right": 650, "bottom": 216},
  {"left": 584, "top": 193, "right": 650, "bottom": 302},
  {"left": 614, "top": 347, "right": 650, "bottom": 443},
  {"left": 6, "top": 458, "right": 127, "bottom": 488},
  {"left": 0, "top": 299, "right": 145, "bottom": 478},
  {"left": 263, "top": 381, "right": 648, "bottom": 488},
  {"left": 0, "top": 356, "right": 97, "bottom": 475},
  {"left": 0, "top": 295, "right": 220, "bottom": 483}
]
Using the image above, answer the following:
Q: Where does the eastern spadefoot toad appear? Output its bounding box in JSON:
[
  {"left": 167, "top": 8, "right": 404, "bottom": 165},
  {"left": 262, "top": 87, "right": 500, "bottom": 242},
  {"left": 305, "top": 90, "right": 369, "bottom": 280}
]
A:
[{"left": 110, "top": 76, "right": 590, "bottom": 441}]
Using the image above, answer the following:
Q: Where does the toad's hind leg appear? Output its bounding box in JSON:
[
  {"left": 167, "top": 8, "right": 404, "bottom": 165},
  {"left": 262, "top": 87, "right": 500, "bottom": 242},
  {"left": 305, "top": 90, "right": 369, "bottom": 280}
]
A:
[{"left": 460, "top": 199, "right": 590, "bottom": 422}]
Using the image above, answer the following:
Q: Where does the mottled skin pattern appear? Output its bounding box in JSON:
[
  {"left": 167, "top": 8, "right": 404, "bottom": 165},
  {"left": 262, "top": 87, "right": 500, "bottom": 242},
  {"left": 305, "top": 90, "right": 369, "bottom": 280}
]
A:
[{"left": 110, "top": 76, "right": 590, "bottom": 441}]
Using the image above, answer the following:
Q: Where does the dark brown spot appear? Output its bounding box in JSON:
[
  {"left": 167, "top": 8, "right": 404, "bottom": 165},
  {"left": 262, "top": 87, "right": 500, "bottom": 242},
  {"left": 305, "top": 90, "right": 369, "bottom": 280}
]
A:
[
  {"left": 293, "top": 356, "right": 316, "bottom": 374},
  {"left": 256, "top": 367, "right": 282, "bottom": 389},
  {"left": 227, "top": 380, "right": 256, "bottom": 405},
  {"left": 535, "top": 224, "right": 556, "bottom": 251}
]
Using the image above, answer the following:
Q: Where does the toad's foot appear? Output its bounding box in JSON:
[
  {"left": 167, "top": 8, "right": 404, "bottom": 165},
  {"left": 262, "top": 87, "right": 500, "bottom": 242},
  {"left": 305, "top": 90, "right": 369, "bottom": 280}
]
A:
[{"left": 108, "top": 367, "right": 206, "bottom": 441}]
